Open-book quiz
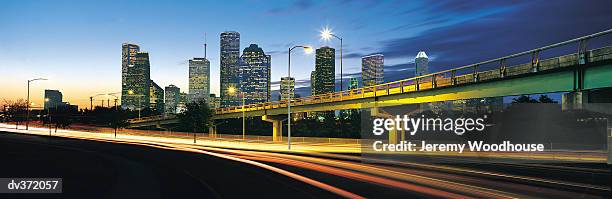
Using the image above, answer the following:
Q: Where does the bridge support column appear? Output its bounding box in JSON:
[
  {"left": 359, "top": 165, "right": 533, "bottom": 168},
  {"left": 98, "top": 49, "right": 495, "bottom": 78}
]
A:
[
  {"left": 262, "top": 115, "right": 285, "bottom": 142},
  {"left": 208, "top": 126, "right": 216, "bottom": 138},
  {"left": 562, "top": 91, "right": 589, "bottom": 111}
]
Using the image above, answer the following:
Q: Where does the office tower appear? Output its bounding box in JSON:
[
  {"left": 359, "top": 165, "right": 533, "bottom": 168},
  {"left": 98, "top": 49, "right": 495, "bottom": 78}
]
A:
[
  {"left": 121, "top": 43, "right": 140, "bottom": 109},
  {"left": 314, "top": 46, "right": 335, "bottom": 95},
  {"left": 164, "top": 85, "right": 180, "bottom": 114},
  {"left": 280, "top": 77, "right": 295, "bottom": 100},
  {"left": 310, "top": 71, "right": 317, "bottom": 95},
  {"left": 361, "top": 54, "right": 384, "bottom": 87},
  {"left": 415, "top": 51, "right": 429, "bottom": 76},
  {"left": 313, "top": 46, "right": 336, "bottom": 119},
  {"left": 238, "top": 44, "right": 271, "bottom": 104},
  {"left": 348, "top": 77, "right": 359, "bottom": 90},
  {"left": 208, "top": 94, "right": 221, "bottom": 109},
  {"left": 149, "top": 80, "right": 164, "bottom": 114},
  {"left": 44, "top": 90, "right": 63, "bottom": 110},
  {"left": 220, "top": 31, "right": 241, "bottom": 107},
  {"left": 121, "top": 43, "right": 150, "bottom": 110},
  {"left": 189, "top": 58, "right": 210, "bottom": 103},
  {"left": 177, "top": 92, "right": 188, "bottom": 113}
]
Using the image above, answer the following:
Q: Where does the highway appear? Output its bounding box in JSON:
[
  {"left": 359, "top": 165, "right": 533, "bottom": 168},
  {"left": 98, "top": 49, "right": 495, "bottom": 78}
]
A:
[{"left": 0, "top": 127, "right": 610, "bottom": 198}]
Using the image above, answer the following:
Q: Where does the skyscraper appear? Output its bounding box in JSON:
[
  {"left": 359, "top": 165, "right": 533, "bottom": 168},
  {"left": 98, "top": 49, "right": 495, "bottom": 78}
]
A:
[
  {"left": 149, "top": 80, "right": 164, "bottom": 114},
  {"left": 415, "top": 51, "right": 429, "bottom": 77},
  {"left": 220, "top": 31, "right": 241, "bottom": 107},
  {"left": 314, "top": 46, "right": 335, "bottom": 95},
  {"left": 208, "top": 94, "right": 221, "bottom": 109},
  {"left": 121, "top": 43, "right": 139, "bottom": 109},
  {"left": 121, "top": 43, "right": 150, "bottom": 111},
  {"left": 44, "top": 89, "right": 63, "bottom": 110},
  {"left": 313, "top": 46, "right": 336, "bottom": 119},
  {"left": 189, "top": 57, "right": 210, "bottom": 103},
  {"left": 361, "top": 54, "right": 384, "bottom": 87},
  {"left": 280, "top": 77, "right": 295, "bottom": 100},
  {"left": 164, "top": 85, "right": 180, "bottom": 115},
  {"left": 238, "top": 44, "right": 271, "bottom": 104}
]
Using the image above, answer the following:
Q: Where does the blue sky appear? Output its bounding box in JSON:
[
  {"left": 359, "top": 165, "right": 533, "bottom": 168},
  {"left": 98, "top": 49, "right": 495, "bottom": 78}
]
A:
[{"left": 1, "top": 0, "right": 611, "bottom": 107}]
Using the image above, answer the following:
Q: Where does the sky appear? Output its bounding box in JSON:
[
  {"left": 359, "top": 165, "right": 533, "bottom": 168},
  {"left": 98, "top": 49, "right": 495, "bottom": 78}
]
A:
[{"left": 1, "top": 0, "right": 611, "bottom": 108}]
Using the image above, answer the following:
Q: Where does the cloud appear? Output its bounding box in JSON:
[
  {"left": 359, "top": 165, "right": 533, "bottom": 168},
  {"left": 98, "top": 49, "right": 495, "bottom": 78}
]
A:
[{"left": 266, "top": 0, "right": 314, "bottom": 16}]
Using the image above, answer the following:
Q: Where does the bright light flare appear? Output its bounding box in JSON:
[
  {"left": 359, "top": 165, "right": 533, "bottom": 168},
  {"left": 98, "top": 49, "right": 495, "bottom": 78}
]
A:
[
  {"left": 228, "top": 86, "right": 237, "bottom": 95},
  {"left": 303, "top": 46, "right": 313, "bottom": 54},
  {"left": 320, "top": 27, "right": 333, "bottom": 41}
]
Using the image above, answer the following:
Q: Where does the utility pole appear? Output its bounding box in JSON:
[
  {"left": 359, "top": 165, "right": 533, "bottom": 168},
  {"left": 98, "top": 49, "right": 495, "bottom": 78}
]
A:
[{"left": 90, "top": 96, "right": 93, "bottom": 111}]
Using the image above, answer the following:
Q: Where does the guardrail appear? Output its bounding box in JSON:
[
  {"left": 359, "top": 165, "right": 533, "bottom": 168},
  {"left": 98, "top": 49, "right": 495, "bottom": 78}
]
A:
[{"left": 216, "top": 29, "right": 612, "bottom": 115}]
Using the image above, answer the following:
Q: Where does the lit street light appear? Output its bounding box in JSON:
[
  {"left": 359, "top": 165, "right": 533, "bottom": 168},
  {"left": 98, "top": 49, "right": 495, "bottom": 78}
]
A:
[
  {"left": 287, "top": 45, "right": 313, "bottom": 150},
  {"left": 320, "top": 27, "right": 344, "bottom": 92},
  {"left": 26, "top": 77, "right": 47, "bottom": 130}
]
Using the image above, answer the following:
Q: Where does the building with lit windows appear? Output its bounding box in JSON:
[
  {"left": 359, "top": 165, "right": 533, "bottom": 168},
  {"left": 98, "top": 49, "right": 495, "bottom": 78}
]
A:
[
  {"left": 189, "top": 57, "right": 210, "bottom": 103},
  {"left": 164, "top": 85, "right": 180, "bottom": 115},
  {"left": 220, "top": 31, "right": 241, "bottom": 107},
  {"left": 122, "top": 43, "right": 151, "bottom": 110},
  {"left": 348, "top": 77, "right": 359, "bottom": 90},
  {"left": 361, "top": 54, "right": 384, "bottom": 87},
  {"left": 280, "top": 77, "right": 295, "bottom": 100},
  {"left": 415, "top": 51, "right": 429, "bottom": 76},
  {"left": 238, "top": 44, "right": 271, "bottom": 105},
  {"left": 149, "top": 80, "right": 164, "bottom": 114},
  {"left": 313, "top": 46, "right": 335, "bottom": 94},
  {"left": 44, "top": 90, "right": 63, "bottom": 110}
]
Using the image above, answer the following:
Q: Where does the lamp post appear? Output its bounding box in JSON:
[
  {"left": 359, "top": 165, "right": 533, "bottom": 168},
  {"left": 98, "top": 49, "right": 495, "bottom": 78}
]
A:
[
  {"left": 26, "top": 78, "right": 47, "bottom": 130},
  {"left": 287, "top": 45, "right": 313, "bottom": 150},
  {"left": 320, "top": 27, "right": 343, "bottom": 92}
]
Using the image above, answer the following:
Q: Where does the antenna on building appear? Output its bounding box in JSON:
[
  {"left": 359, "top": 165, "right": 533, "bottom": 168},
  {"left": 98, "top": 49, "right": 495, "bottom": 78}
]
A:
[{"left": 204, "top": 33, "right": 207, "bottom": 59}]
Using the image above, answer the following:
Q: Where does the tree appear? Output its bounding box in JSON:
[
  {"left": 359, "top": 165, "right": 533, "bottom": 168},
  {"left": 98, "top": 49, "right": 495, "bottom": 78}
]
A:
[
  {"left": 3, "top": 99, "right": 27, "bottom": 128},
  {"left": 538, "top": 95, "right": 558, "bottom": 103},
  {"left": 511, "top": 95, "right": 539, "bottom": 103},
  {"left": 178, "top": 101, "right": 212, "bottom": 133}
]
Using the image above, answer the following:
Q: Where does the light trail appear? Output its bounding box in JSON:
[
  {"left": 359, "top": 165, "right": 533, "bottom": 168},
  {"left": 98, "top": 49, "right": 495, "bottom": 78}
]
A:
[{"left": 1, "top": 124, "right": 609, "bottom": 198}]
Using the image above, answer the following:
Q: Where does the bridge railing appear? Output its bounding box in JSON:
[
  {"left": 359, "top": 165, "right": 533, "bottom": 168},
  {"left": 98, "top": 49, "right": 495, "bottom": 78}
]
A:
[{"left": 215, "top": 29, "right": 612, "bottom": 115}]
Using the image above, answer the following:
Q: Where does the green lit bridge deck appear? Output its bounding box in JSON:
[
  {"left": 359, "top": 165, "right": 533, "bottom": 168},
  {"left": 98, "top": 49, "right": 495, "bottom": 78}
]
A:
[{"left": 128, "top": 29, "right": 612, "bottom": 127}]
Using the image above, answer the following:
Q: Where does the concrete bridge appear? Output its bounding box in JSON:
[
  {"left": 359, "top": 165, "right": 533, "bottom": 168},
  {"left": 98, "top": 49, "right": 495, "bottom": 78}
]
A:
[{"left": 128, "top": 29, "right": 612, "bottom": 142}]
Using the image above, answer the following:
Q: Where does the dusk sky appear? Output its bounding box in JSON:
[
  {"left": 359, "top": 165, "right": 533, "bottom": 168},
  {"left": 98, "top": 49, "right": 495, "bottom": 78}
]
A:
[{"left": 1, "top": 0, "right": 611, "bottom": 108}]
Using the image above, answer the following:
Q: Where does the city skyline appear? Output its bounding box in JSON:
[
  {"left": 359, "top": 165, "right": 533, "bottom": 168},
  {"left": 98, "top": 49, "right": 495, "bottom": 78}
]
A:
[{"left": 1, "top": 0, "right": 611, "bottom": 109}]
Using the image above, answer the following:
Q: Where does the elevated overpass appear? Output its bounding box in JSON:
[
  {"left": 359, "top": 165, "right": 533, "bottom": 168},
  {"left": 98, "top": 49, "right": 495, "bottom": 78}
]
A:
[{"left": 128, "top": 29, "right": 612, "bottom": 132}]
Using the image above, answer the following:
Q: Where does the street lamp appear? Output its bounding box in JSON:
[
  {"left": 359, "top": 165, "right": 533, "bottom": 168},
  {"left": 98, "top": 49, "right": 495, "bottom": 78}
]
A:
[
  {"left": 228, "top": 86, "right": 246, "bottom": 140},
  {"left": 45, "top": 98, "right": 51, "bottom": 135},
  {"left": 287, "top": 45, "right": 313, "bottom": 150},
  {"left": 320, "top": 27, "right": 343, "bottom": 92},
  {"left": 26, "top": 77, "right": 47, "bottom": 130}
]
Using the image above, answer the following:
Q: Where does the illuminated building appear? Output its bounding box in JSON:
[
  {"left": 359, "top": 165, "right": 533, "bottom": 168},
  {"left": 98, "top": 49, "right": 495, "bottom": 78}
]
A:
[
  {"left": 44, "top": 90, "right": 63, "bottom": 110},
  {"left": 208, "top": 94, "right": 221, "bottom": 109},
  {"left": 220, "top": 31, "right": 241, "bottom": 107},
  {"left": 348, "top": 77, "right": 359, "bottom": 90},
  {"left": 280, "top": 77, "right": 295, "bottom": 100},
  {"left": 164, "top": 85, "right": 180, "bottom": 115},
  {"left": 149, "top": 80, "right": 164, "bottom": 114},
  {"left": 314, "top": 46, "right": 335, "bottom": 94},
  {"left": 415, "top": 51, "right": 429, "bottom": 76},
  {"left": 121, "top": 42, "right": 150, "bottom": 110},
  {"left": 313, "top": 46, "right": 336, "bottom": 119},
  {"left": 238, "top": 44, "right": 271, "bottom": 104},
  {"left": 189, "top": 57, "right": 210, "bottom": 103},
  {"left": 361, "top": 54, "right": 384, "bottom": 87}
]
